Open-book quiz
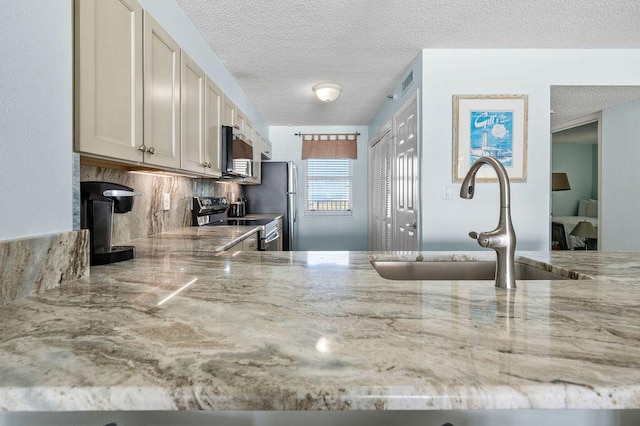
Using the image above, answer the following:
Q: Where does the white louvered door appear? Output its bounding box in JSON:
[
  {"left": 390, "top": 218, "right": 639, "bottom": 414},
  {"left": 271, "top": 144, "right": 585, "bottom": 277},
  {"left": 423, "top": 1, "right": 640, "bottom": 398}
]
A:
[{"left": 368, "top": 129, "right": 392, "bottom": 251}]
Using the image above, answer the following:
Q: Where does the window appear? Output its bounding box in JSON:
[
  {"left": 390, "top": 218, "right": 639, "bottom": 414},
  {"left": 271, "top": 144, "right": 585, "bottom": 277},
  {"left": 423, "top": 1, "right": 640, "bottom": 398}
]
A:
[{"left": 305, "top": 159, "right": 353, "bottom": 216}]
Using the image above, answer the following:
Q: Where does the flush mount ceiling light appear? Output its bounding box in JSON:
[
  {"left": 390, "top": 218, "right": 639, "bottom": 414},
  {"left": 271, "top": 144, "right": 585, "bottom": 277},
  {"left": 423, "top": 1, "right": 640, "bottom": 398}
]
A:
[{"left": 312, "top": 83, "right": 342, "bottom": 102}]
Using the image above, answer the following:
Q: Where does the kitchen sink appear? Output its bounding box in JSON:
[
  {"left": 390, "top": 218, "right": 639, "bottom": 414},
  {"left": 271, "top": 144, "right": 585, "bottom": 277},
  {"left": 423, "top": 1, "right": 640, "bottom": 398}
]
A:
[{"left": 370, "top": 261, "right": 576, "bottom": 281}]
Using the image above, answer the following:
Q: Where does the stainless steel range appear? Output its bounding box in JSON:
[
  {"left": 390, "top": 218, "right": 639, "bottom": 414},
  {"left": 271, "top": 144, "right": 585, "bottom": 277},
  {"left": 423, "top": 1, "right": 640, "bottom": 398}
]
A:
[{"left": 192, "top": 197, "right": 282, "bottom": 251}]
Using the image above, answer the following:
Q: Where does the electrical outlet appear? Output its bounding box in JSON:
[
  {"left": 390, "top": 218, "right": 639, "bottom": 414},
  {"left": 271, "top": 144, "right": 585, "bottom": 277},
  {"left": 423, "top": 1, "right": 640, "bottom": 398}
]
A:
[{"left": 163, "top": 193, "right": 170, "bottom": 211}]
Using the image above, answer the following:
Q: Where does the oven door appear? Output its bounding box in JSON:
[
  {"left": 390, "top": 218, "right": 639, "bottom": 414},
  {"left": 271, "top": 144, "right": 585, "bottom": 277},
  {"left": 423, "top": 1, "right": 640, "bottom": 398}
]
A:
[{"left": 261, "top": 228, "right": 282, "bottom": 251}]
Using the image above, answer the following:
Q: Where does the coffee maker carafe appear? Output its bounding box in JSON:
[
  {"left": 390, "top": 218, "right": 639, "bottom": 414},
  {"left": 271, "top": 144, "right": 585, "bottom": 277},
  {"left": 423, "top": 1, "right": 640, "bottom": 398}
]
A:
[{"left": 80, "top": 181, "right": 141, "bottom": 265}]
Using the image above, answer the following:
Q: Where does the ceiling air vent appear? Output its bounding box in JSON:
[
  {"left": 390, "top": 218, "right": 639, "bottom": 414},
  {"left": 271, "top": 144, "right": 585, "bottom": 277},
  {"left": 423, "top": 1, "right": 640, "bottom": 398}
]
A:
[{"left": 401, "top": 70, "right": 414, "bottom": 94}]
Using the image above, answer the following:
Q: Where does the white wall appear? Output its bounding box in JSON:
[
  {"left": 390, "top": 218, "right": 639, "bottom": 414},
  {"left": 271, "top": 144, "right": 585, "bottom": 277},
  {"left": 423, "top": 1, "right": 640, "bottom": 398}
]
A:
[
  {"left": 0, "top": 0, "right": 73, "bottom": 241},
  {"left": 417, "top": 49, "right": 640, "bottom": 251},
  {"left": 138, "top": 0, "right": 268, "bottom": 136},
  {"left": 601, "top": 99, "right": 640, "bottom": 250},
  {"left": 269, "top": 126, "right": 369, "bottom": 251}
]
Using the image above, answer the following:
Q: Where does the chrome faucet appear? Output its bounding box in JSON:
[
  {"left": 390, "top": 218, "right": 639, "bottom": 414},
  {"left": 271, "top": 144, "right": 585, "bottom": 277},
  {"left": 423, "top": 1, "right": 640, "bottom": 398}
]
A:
[{"left": 460, "top": 156, "right": 516, "bottom": 290}]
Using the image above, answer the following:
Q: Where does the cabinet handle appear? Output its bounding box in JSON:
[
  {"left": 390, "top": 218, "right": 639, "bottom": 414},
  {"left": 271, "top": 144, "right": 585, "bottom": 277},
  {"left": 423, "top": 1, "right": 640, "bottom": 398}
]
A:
[
  {"left": 137, "top": 144, "right": 147, "bottom": 152},
  {"left": 208, "top": 162, "right": 212, "bottom": 168},
  {"left": 146, "top": 147, "right": 155, "bottom": 154}
]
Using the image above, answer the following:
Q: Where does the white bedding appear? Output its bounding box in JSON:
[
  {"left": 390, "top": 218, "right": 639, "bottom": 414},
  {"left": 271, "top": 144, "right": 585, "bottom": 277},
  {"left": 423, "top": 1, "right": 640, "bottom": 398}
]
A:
[{"left": 552, "top": 216, "right": 598, "bottom": 250}]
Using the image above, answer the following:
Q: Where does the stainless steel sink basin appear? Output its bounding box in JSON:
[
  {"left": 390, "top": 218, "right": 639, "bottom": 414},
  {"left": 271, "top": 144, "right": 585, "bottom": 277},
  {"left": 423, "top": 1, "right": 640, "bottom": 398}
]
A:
[{"left": 371, "top": 261, "right": 575, "bottom": 281}]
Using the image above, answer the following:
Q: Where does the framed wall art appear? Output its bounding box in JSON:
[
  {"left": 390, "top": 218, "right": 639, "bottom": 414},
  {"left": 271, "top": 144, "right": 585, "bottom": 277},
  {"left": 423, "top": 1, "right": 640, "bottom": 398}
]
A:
[{"left": 453, "top": 94, "right": 528, "bottom": 182}]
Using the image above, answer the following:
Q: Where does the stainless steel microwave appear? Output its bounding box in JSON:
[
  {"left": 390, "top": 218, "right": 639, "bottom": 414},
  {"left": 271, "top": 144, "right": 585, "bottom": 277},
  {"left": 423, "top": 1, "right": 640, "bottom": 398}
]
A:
[{"left": 221, "top": 125, "right": 253, "bottom": 178}]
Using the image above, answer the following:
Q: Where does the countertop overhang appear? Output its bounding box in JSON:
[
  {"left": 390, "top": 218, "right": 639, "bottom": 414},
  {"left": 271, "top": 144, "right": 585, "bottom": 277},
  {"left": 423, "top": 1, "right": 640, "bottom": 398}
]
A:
[{"left": 1, "top": 226, "right": 640, "bottom": 411}]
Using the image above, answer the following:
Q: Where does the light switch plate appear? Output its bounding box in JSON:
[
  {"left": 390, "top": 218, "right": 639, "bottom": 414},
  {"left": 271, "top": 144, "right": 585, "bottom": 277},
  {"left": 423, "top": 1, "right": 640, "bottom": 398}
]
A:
[
  {"left": 163, "top": 193, "right": 170, "bottom": 210},
  {"left": 442, "top": 185, "right": 452, "bottom": 200}
]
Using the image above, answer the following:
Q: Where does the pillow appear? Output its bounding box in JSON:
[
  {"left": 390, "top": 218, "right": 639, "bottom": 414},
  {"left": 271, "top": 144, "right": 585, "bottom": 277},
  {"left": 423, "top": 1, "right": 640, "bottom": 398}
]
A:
[
  {"left": 587, "top": 199, "right": 598, "bottom": 217},
  {"left": 578, "top": 200, "right": 589, "bottom": 216}
]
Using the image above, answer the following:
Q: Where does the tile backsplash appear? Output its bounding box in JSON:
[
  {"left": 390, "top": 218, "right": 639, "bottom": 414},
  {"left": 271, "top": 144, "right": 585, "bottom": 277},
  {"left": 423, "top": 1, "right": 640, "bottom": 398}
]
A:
[{"left": 78, "top": 165, "right": 242, "bottom": 245}]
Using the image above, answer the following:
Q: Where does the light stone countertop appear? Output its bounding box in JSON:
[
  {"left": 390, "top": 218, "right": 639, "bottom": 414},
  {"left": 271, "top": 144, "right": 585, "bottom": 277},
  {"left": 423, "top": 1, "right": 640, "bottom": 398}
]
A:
[{"left": 1, "top": 225, "right": 640, "bottom": 411}]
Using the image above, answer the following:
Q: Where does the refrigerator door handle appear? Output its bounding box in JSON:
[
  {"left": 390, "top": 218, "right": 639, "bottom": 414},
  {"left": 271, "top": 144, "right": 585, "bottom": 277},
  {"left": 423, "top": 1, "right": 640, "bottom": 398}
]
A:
[{"left": 292, "top": 163, "right": 298, "bottom": 223}]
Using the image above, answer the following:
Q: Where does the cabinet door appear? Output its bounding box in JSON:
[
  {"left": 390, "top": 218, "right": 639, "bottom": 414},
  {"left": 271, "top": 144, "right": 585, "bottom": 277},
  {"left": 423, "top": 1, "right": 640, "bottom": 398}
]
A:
[
  {"left": 262, "top": 137, "right": 272, "bottom": 160},
  {"left": 243, "top": 234, "right": 258, "bottom": 251},
  {"left": 245, "top": 127, "right": 261, "bottom": 184},
  {"left": 221, "top": 96, "right": 235, "bottom": 127},
  {"left": 204, "top": 77, "right": 222, "bottom": 177},
  {"left": 75, "top": 0, "right": 143, "bottom": 162},
  {"left": 180, "top": 52, "right": 206, "bottom": 173},
  {"left": 252, "top": 132, "right": 262, "bottom": 184},
  {"left": 226, "top": 241, "right": 242, "bottom": 252},
  {"left": 143, "top": 12, "right": 181, "bottom": 169},
  {"left": 244, "top": 121, "right": 254, "bottom": 147},
  {"left": 235, "top": 109, "right": 246, "bottom": 136}
]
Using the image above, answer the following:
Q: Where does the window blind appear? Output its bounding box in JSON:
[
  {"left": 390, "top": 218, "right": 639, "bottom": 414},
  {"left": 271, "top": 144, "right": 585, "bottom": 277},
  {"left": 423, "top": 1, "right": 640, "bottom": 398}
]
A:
[{"left": 305, "top": 159, "right": 353, "bottom": 216}]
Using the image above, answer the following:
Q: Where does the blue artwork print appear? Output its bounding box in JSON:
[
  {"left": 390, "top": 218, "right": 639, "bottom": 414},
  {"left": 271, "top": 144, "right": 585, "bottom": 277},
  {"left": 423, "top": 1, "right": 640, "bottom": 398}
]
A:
[{"left": 469, "top": 110, "right": 514, "bottom": 167}]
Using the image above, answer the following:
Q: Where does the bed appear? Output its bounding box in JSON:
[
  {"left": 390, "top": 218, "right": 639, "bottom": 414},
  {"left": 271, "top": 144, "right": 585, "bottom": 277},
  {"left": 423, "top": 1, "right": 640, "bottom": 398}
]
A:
[{"left": 552, "top": 199, "right": 598, "bottom": 250}]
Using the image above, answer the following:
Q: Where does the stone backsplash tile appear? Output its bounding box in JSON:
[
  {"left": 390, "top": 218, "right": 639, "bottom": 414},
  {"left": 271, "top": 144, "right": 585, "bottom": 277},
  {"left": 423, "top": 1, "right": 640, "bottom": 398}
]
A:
[{"left": 79, "top": 166, "right": 242, "bottom": 244}]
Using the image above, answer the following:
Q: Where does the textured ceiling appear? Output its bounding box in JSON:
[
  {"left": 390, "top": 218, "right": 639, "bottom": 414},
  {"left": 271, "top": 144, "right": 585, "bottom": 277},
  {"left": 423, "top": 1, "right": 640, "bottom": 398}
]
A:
[
  {"left": 550, "top": 86, "right": 640, "bottom": 127},
  {"left": 177, "top": 0, "right": 640, "bottom": 126}
]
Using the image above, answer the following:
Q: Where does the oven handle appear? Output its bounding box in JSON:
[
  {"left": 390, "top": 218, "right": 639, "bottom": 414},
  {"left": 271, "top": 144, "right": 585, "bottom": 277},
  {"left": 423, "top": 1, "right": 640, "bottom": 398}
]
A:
[{"left": 264, "top": 230, "right": 280, "bottom": 244}]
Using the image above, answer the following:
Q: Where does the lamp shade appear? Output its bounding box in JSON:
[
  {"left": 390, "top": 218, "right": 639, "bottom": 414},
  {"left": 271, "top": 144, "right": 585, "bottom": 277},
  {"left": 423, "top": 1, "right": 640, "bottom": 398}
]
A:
[
  {"left": 313, "top": 83, "right": 342, "bottom": 102},
  {"left": 552, "top": 172, "right": 571, "bottom": 191},
  {"left": 570, "top": 221, "right": 597, "bottom": 239}
]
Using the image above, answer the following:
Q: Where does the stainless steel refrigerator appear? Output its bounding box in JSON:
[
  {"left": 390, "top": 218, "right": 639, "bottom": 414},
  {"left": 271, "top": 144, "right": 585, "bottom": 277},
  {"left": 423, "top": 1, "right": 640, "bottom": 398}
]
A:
[{"left": 244, "top": 161, "right": 298, "bottom": 251}]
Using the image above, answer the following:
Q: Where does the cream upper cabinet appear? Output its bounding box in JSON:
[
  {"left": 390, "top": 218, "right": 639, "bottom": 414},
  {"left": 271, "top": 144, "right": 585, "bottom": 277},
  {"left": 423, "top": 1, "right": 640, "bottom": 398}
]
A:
[
  {"left": 180, "top": 52, "right": 206, "bottom": 173},
  {"left": 235, "top": 108, "right": 246, "bottom": 136},
  {"left": 244, "top": 126, "right": 262, "bottom": 184},
  {"left": 75, "top": 0, "right": 143, "bottom": 162},
  {"left": 244, "top": 120, "right": 254, "bottom": 146},
  {"left": 143, "top": 11, "right": 181, "bottom": 169},
  {"left": 204, "top": 77, "right": 222, "bottom": 177},
  {"left": 221, "top": 96, "right": 235, "bottom": 127},
  {"left": 252, "top": 131, "right": 262, "bottom": 184},
  {"left": 262, "top": 137, "right": 272, "bottom": 160}
]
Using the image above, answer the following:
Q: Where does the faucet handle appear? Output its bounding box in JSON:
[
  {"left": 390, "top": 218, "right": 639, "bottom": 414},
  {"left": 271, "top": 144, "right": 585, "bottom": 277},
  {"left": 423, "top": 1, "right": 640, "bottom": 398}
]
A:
[{"left": 469, "top": 231, "right": 491, "bottom": 247}]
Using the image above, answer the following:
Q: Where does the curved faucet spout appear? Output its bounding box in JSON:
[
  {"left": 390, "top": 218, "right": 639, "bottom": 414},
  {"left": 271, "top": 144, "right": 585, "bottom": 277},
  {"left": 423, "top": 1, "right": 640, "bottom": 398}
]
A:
[
  {"left": 459, "top": 156, "right": 511, "bottom": 209},
  {"left": 459, "top": 156, "right": 517, "bottom": 290}
]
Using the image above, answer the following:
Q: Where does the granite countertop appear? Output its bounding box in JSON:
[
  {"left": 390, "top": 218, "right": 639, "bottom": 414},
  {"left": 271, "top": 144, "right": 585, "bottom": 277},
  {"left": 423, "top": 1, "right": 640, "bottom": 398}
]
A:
[{"left": 1, "top": 226, "right": 640, "bottom": 411}]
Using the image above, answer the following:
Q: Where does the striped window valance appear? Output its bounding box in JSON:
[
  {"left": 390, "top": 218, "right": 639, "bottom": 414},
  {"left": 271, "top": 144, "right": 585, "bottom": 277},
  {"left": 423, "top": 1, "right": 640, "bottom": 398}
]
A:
[{"left": 300, "top": 133, "right": 358, "bottom": 160}]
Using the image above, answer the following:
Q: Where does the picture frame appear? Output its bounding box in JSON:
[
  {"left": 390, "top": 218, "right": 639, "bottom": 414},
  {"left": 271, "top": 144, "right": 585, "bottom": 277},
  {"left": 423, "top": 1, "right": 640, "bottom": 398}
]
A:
[{"left": 453, "top": 94, "right": 528, "bottom": 183}]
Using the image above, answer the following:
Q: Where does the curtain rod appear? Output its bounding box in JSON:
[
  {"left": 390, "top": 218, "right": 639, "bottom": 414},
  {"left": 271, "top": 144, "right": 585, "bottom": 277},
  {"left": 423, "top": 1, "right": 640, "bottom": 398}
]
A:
[{"left": 294, "top": 132, "right": 361, "bottom": 136}]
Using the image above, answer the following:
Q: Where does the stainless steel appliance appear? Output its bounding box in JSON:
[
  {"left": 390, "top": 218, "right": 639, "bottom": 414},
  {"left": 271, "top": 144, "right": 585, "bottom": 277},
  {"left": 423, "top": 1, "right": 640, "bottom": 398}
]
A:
[
  {"left": 192, "top": 197, "right": 281, "bottom": 251},
  {"left": 243, "top": 161, "right": 298, "bottom": 251},
  {"left": 221, "top": 125, "right": 253, "bottom": 178},
  {"left": 80, "top": 181, "right": 141, "bottom": 265},
  {"left": 227, "top": 196, "right": 246, "bottom": 217}
]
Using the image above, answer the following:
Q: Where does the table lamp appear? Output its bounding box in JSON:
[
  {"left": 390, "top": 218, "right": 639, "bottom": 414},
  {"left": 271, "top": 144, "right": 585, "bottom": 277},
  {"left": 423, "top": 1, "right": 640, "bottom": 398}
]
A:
[
  {"left": 570, "top": 221, "right": 597, "bottom": 250},
  {"left": 552, "top": 172, "right": 571, "bottom": 191}
]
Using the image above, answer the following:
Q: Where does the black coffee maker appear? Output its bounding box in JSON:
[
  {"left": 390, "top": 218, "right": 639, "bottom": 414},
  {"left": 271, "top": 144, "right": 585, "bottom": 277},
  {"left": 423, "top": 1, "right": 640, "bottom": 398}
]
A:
[{"left": 80, "top": 181, "right": 141, "bottom": 265}]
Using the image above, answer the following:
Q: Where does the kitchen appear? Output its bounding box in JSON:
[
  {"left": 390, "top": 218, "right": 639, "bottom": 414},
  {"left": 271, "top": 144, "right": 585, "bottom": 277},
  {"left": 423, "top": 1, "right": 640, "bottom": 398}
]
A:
[{"left": 2, "top": 0, "right": 640, "bottom": 425}]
